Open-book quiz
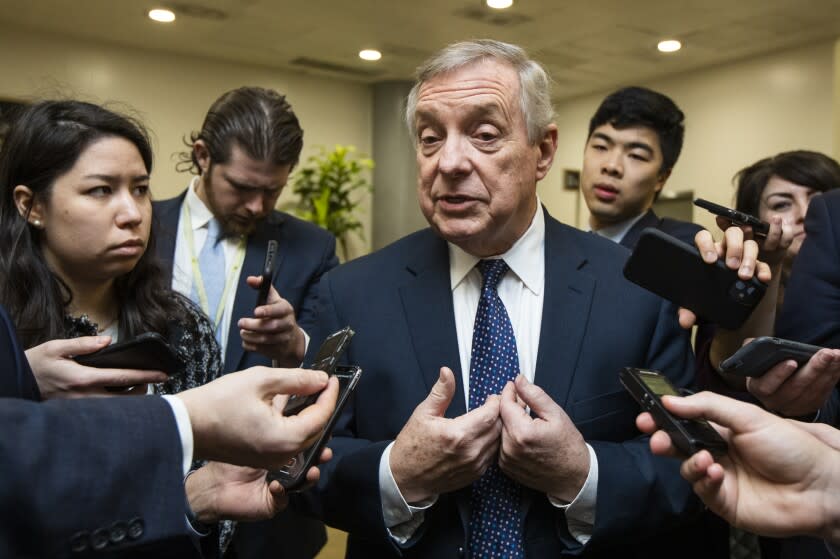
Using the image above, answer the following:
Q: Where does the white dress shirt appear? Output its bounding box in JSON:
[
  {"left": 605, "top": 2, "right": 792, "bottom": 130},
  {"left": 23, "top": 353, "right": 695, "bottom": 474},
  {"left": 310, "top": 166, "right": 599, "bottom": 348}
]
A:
[
  {"left": 379, "top": 202, "right": 598, "bottom": 545},
  {"left": 171, "top": 178, "right": 245, "bottom": 360},
  {"left": 590, "top": 212, "right": 646, "bottom": 244}
]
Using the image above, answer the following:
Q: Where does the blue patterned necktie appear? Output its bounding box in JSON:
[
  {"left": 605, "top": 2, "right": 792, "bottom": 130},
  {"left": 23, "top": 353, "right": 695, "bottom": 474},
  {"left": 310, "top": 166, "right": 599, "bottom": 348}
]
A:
[
  {"left": 468, "top": 259, "right": 524, "bottom": 559},
  {"left": 191, "top": 218, "right": 226, "bottom": 342}
]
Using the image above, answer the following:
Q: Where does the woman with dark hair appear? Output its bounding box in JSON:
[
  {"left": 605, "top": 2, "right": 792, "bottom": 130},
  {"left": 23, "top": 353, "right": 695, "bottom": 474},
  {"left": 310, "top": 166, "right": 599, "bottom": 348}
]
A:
[
  {"left": 0, "top": 100, "right": 222, "bottom": 397},
  {"left": 734, "top": 150, "right": 840, "bottom": 295}
]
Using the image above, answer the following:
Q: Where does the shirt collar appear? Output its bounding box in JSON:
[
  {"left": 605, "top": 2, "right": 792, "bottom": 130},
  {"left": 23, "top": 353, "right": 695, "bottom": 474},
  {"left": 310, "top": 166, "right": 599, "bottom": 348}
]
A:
[
  {"left": 591, "top": 211, "right": 646, "bottom": 244},
  {"left": 184, "top": 176, "right": 215, "bottom": 231},
  {"left": 449, "top": 200, "right": 545, "bottom": 296}
]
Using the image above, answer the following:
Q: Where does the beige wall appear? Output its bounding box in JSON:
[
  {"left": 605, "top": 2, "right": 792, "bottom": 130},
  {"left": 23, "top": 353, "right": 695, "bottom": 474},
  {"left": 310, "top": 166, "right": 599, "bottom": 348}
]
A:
[
  {"left": 0, "top": 26, "right": 374, "bottom": 255},
  {"left": 540, "top": 40, "right": 836, "bottom": 233}
]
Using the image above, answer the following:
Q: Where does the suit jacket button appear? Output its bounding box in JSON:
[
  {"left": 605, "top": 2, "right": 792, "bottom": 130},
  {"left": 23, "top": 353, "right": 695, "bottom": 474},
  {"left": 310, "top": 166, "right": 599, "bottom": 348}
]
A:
[
  {"left": 109, "top": 522, "right": 128, "bottom": 544},
  {"left": 127, "top": 517, "right": 144, "bottom": 540},
  {"left": 91, "top": 529, "right": 109, "bottom": 550},
  {"left": 69, "top": 532, "right": 89, "bottom": 553},
  {"left": 457, "top": 546, "right": 466, "bottom": 558}
]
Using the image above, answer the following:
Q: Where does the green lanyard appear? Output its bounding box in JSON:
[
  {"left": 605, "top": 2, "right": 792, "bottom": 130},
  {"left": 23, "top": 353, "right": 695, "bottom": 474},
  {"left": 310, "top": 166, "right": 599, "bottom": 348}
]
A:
[{"left": 181, "top": 201, "right": 246, "bottom": 330}]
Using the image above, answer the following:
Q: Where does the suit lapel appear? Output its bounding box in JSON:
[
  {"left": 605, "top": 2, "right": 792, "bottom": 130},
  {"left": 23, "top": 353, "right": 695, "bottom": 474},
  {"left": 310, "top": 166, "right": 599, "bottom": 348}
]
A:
[
  {"left": 398, "top": 234, "right": 466, "bottom": 418},
  {"left": 223, "top": 215, "right": 287, "bottom": 373},
  {"left": 533, "top": 215, "right": 596, "bottom": 409},
  {"left": 619, "top": 209, "right": 658, "bottom": 250},
  {"left": 152, "top": 193, "right": 187, "bottom": 281}
]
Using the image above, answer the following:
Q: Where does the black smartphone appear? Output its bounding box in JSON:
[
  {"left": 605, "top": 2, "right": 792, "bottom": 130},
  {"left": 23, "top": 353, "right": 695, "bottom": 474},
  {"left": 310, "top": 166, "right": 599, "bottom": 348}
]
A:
[
  {"left": 269, "top": 364, "right": 362, "bottom": 491},
  {"left": 719, "top": 336, "right": 823, "bottom": 377},
  {"left": 694, "top": 198, "right": 770, "bottom": 238},
  {"left": 623, "top": 228, "right": 767, "bottom": 329},
  {"left": 256, "top": 240, "right": 279, "bottom": 308},
  {"left": 282, "top": 326, "right": 355, "bottom": 416},
  {"left": 620, "top": 367, "right": 728, "bottom": 457},
  {"left": 73, "top": 332, "right": 180, "bottom": 375}
]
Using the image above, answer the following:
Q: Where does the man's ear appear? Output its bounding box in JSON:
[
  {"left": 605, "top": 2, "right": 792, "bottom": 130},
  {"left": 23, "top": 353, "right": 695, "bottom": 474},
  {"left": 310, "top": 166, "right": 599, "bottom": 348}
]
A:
[
  {"left": 655, "top": 169, "right": 671, "bottom": 193},
  {"left": 193, "top": 140, "right": 212, "bottom": 175},
  {"left": 13, "top": 185, "right": 45, "bottom": 227},
  {"left": 535, "top": 124, "right": 559, "bottom": 181}
]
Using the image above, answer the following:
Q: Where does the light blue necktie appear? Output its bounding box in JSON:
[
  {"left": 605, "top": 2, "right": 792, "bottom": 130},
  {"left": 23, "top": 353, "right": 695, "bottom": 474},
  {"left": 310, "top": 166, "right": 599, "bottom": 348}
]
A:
[
  {"left": 191, "top": 218, "right": 226, "bottom": 342},
  {"left": 468, "top": 259, "right": 524, "bottom": 559}
]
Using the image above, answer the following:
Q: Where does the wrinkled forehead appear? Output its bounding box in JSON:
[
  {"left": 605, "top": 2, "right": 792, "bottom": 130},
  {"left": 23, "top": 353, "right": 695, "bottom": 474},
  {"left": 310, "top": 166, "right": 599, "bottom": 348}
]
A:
[{"left": 414, "top": 59, "right": 522, "bottom": 119}]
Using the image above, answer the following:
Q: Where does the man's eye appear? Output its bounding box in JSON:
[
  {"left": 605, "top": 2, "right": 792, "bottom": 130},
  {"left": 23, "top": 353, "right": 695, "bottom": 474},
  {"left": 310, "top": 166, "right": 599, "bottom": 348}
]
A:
[
  {"left": 420, "top": 134, "right": 439, "bottom": 145},
  {"left": 629, "top": 153, "right": 649, "bottom": 161}
]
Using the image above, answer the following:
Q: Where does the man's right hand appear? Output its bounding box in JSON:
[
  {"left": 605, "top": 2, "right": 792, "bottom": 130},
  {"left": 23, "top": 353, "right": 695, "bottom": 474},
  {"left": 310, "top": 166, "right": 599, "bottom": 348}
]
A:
[
  {"left": 390, "top": 367, "right": 502, "bottom": 503},
  {"left": 25, "top": 336, "right": 169, "bottom": 399},
  {"left": 177, "top": 367, "right": 338, "bottom": 470}
]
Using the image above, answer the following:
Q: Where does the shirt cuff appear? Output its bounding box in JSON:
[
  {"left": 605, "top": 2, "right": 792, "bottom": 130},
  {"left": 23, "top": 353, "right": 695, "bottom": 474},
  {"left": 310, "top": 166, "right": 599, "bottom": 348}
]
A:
[
  {"left": 547, "top": 443, "right": 598, "bottom": 545},
  {"left": 379, "top": 442, "right": 437, "bottom": 544},
  {"left": 162, "top": 395, "right": 194, "bottom": 476}
]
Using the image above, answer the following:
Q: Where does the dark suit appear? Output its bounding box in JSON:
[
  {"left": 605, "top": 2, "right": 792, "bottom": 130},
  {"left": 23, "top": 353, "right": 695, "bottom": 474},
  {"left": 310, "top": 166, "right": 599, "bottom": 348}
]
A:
[
  {"left": 153, "top": 191, "right": 338, "bottom": 559},
  {"left": 303, "top": 210, "right": 704, "bottom": 558},
  {"left": 619, "top": 209, "right": 703, "bottom": 249},
  {"left": 0, "top": 304, "right": 40, "bottom": 400},
  {"left": 1, "top": 396, "right": 201, "bottom": 559},
  {"left": 773, "top": 190, "right": 840, "bottom": 559}
]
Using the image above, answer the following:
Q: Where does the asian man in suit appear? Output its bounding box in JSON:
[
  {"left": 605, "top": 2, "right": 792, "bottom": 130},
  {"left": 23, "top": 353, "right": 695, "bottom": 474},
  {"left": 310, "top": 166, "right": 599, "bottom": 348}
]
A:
[
  {"left": 580, "top": 86, "right": 702, "bottom": 249},
  {"left": 153, "top": 87, "right": 337, "bottom": 559},
  {"left": 301, "top": 40, "right": 709, "bottom": 558}
]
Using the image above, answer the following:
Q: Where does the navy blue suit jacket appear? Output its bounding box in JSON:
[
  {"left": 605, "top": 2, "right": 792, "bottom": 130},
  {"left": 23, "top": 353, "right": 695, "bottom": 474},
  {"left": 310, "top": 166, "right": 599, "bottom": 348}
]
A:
[
  {"left": 153, "top": 191, "right": 337, "bottom": 559},
  {"left": 153, "top": 191, "right": 338, "bottom": 375},
  {"left": 304, "top": 210, "right": 703, "bottom": 558},
  {"left": 619, "top": 209, "right": 704, "bottom": 249}
]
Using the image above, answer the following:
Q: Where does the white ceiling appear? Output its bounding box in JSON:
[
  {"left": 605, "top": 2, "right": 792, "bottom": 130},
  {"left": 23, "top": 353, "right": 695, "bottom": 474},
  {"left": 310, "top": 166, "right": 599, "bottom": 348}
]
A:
[{"left": 3, "top": 0, "right": 840, "bottom": 100}]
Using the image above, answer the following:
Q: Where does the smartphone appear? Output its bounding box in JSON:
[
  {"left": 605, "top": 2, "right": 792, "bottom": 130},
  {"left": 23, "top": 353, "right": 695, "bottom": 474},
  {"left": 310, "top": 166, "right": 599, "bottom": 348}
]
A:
[
  {"left": 282, "top": 326, "right": 355, "bottom": 416},
  {"left": 719, "top": 336, "right": 823, "bottom": 377},
  {"left": 73, "top": 332, "right": 180, "bottom": 374},
  {"left": 620, "top": 367, "right": 728, "bottom": 457},
  {"left": 623, "top": 228, "right": 767, "bottom": 330},
  {"left": 269, "top": 364, "right": 363, "bottom": 491},
  {"left": 256, "top": 240, "right": 279, "bottom": 308},
  {"left": 693, "top": 198, "right": 769, "bottom": 238}
]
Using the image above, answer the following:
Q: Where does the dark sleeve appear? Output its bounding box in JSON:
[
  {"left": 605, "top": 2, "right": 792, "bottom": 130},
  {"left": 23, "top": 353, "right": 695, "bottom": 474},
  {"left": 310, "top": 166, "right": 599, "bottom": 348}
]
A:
[
  {"left": 293, "top": 272, "right": 399, "bottom": 551},
  {"left": 0, "top": 304, "right": 40, "bottom": 400},
  {"left": 295, "top": 233, "right": 340, "bottom": 337},
  {"left": 776, "top": 193, "right": 840, "bottom": 426},
  {"left": 0, "top": 396, "right": 196, "bottom": 557},
  {"left": 583, "top": 299, "right": 702, "bottom": 551}
]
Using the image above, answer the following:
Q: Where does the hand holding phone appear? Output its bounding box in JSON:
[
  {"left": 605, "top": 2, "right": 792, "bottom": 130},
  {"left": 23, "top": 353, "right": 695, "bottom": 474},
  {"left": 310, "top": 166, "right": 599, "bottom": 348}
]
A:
[
  {"left": 73, "top": 332, "right": 181, "bottom": 374},
  {"left": 269, "top": 365, "right": 362, "bottom": 490},
  {"left": 620, "top": 367, "right": 727, "bottom": 457},
  {"left": 694, "top": 198, "right": 769, "bottom": 238},
  {"left": 283, "top": 326, "right": 355, "bottom": 416},
  {"left": 624, "top": 229, "right": 767, "bottom": 329},
  {"left": 719, "top": 337, "right": 823, "bottom": 377},
  {"left": 256, "top": 240, "right": 278, "bottom": 308}
]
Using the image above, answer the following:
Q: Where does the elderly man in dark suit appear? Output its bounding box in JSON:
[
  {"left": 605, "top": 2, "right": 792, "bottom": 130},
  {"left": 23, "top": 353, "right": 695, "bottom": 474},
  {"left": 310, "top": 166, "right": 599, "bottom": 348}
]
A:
[
  {"left": 153, "top": 87, "right": 336, "bottom": 559},
  {"left": 301, "top": 40, "right": 707, "bottom": 558}
]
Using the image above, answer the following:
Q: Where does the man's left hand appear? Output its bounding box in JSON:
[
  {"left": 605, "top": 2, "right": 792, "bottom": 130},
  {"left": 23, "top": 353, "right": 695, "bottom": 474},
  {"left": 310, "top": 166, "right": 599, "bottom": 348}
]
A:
[
  {"left": 239, "top": 275, "right": 305, "bottom": 366},
  {"left": 499, "top": 375, "right": 590, "bottom": 502}
]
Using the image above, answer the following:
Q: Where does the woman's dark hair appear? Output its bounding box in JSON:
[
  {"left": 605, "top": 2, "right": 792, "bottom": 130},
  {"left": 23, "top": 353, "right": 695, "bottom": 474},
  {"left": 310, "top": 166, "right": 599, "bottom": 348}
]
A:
[
  {"left": 176, "top": 86, "right": 304, "bottom": 174},
  {"left": 0, "top": 100, "right": 186, "bottom": 347},
  {"left": 734, "top": 150, "right": 840, "bottom": 216}
]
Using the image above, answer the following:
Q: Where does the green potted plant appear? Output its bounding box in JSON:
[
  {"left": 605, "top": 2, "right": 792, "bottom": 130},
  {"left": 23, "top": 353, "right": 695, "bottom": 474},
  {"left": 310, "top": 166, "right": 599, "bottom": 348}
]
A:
[{"left": 286, "top": 145, "right": 373, "bottom": 260}]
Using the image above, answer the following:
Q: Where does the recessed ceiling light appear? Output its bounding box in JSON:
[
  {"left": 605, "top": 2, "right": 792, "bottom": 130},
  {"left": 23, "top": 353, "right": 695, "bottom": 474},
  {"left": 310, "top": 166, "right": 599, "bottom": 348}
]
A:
[
  {"left": 148, "top": 8, "right": 176, "bottom": 23},
  {"left": 657, "top": 39, "right": 681, "bottom": 53},
  {"left": 487, "top": 0, "right": 514, "bottom": 8},
  {"left": 359, "top": 49, "right": 382, "bottom": 61}
]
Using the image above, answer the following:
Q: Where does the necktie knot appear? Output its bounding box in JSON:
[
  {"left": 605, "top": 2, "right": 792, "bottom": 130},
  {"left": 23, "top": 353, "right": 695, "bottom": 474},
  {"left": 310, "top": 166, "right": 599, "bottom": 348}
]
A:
[
  {"left": 478, "top": 259, "right": 509, "bottom": 291},
  {"left": 207, "top": 218, "right": 223, "bottom": 245}
]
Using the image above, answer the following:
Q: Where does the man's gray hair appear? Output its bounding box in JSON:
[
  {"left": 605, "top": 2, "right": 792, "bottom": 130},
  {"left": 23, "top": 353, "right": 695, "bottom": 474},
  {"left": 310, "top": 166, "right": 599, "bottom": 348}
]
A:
[{"left": 405, "top": 39, "right": 555, "bottom": 145}]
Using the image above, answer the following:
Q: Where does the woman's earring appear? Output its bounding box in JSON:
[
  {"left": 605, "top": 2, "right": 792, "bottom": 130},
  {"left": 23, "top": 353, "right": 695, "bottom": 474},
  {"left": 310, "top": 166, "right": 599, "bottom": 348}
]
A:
[{"left": 31, "top": 219, "right": 41, "bottom": 228}]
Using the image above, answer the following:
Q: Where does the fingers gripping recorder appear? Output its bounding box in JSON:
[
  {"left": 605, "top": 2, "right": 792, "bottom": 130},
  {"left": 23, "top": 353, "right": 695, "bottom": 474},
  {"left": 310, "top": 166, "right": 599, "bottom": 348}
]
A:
[{"left": 268, "top": 327, "right": 361, "bottom": 490}]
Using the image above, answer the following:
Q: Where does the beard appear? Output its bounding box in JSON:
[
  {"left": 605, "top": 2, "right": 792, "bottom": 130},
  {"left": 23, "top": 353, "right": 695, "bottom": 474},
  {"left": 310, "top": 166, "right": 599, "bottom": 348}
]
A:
[{"left": 201, "top": 171, "right": 265, "bottom": 237}]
